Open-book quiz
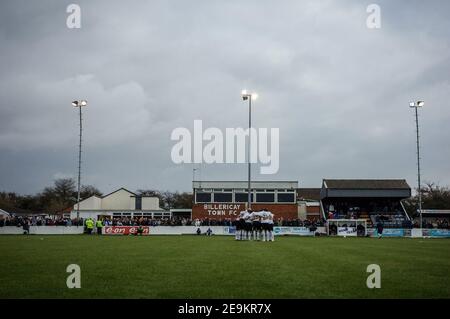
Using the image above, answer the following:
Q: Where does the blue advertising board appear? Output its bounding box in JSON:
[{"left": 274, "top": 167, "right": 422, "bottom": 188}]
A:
[
  {"left": 274, "top": 227, "right": 314, "bottom": 236},
  {"left": 368, "top": 228, "right": 406, "bottom": 237},
  {"left": 423, "top": 229, "right": 450, "bottom": 237}
]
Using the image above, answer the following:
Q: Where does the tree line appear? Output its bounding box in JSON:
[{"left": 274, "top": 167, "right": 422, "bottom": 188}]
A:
[
  {"left": 403, "top": 182, "right": 450, "bottom": 217},
  {"left": 1, "top": 179, "right": 449, "bottom": 216},
  {"left": 0, "top": 178, "right": 193, "bottom": 215}
]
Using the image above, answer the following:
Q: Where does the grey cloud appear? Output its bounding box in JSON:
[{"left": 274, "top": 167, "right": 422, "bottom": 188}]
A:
[{"left": 0, "top": 0, "right": 449, "bottom": 194}]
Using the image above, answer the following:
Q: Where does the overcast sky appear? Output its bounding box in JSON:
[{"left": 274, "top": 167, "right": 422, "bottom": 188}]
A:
[{"left": 0, "top": 0, "right": 449, "bottom": 195}]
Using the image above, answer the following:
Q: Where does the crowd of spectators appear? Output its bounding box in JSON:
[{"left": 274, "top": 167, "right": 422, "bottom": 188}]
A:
[
  {"left": 1, "top": 215, "right": 325, "bottom": 228},
  {"left": 108, "top": 216, "right": 325, "bottom": 227},
  {"left": 324, "top": 201, "right": 404, "bottom": 219},
  {"left": 3, "top": 214, "right": 449, "bottom": 229},
  {"left": 109, "top": 217, "right": 244, "bottom": 227},
  {"left": 413, "top": 218, "right": 450, "bottom": 229},
  {"left": 0, "top": 215, "right": 83, "bottom": 227}
]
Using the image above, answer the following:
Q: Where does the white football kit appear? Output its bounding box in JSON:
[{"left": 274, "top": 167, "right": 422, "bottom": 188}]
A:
[{"left": 267, "top": 211, "right": 274, "bottom": 241}]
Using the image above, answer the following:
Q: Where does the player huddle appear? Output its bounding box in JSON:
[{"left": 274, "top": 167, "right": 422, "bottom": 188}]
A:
[{"left": 234, "top": 208, "right": 274, "bottom": 241}]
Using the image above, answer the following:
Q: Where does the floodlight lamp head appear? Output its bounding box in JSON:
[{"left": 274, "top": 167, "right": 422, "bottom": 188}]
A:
[
  {"left": 241, "top": 89, "right": 249, "bottom": 101},
  {"left": 241, "top": 90, "right": 258, "bottom": 101},
  {"left": 409, "top": 101, "right": 424, "bottom": 108}
]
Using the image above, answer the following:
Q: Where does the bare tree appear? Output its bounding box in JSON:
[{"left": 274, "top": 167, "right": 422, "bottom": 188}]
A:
[
  {"left": 403, "top": 182, "right": 450, "bottom": 216},
  {"left": 80, "top": 185, "right": 102, "bottom": 199}
]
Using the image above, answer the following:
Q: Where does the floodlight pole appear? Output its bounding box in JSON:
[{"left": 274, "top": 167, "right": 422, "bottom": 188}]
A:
[
  {"left": 414, "top": 106, "right": 422, "bottom": 230},
  {"left": 247, "top": 95, "right": 252, "bottom": 210},
  {"left": 241, "top": 91, "right": 257, "bottom": 210},
  {"left": 193, "top": 166, "right": 198, "bottom": 182},
  {"left": 72, "top": 100, "right": 87, "bottom": 227},
  {"left": 77, "top": 105, "right": 82, "bottom": 226},
  {"left": 410, "top": 101, "right": 424, "bottom": 231}
]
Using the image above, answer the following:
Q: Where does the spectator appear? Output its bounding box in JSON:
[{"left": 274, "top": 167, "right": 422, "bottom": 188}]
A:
[
  {"left": 22, "top": 217, "right": 30, "bottom": 235},
  {"left": 85, "top": 218, "right": 94, "bottom": 235},
  {"left": 96, "top": 218, "right": 103, "bottom": 235}
]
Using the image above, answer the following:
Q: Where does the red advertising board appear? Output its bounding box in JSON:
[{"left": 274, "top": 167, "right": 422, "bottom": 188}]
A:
[{"left": 103, "top": 226, "right": 150, "bottom": 235}]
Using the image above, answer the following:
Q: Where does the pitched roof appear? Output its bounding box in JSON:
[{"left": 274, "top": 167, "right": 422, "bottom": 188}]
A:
[
  {"left": 101, "top": 187, "right": 136, "bottom": 198},
  {"left": 75, "top": 188, "right": 136, "bottom": 206},
  {"left": 323, "top": 179, "right": 410, "bottom": 190},
  {"left": 0, "top": 208, "right": 10, "bottom": 216},
  {"left": 76, "top": 194, "right": 102, "bottom": 205}
]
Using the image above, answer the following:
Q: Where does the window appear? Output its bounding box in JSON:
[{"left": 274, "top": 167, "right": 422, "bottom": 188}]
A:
[
  {"left": 135, "top": 196, "right": 142, "bottom": 210},
  {"left": 256, "top": 193, "right": 275, "bottom": 203},
  {"left": 196, "top": 192, "right": 212, "bottom": 203},
  {"left": 277, "top": 193, "right": 295, "bottom": 203},
  {"left": 213, "top": 193, "right": 232, "bottom": 202},
  {"left": 235, "top": 193, "right": 254, "bottom": 202}
]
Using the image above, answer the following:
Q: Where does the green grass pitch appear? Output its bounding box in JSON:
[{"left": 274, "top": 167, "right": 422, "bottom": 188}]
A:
[{"left": 0, "top": 235, "right": 449, "bottom": 298}]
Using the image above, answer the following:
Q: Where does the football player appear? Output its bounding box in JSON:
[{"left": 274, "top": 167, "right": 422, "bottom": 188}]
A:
[
  {"left": 236, "top": 210, "right": 246, "bottom": 240},
  {"left": 267, "top": 209, "right": 275, "bottom": 241},
  {"left": 260, "top": 209, "right": 270, "bottom": 241},
  {"left": 244, "top": 209, "right": 253, "bottom": 240},
  {"left": 250, "top": 210, "right": 262, "bottom": 240}
]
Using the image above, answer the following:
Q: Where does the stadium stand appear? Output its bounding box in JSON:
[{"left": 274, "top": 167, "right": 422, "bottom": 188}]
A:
[{"left": 320, "top": 179, "right": 413, "bottom": 228}]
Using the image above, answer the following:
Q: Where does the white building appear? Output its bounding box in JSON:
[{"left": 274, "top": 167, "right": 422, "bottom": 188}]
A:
[
  {"left": 0, "top": 208, "right": 10, "bottom": 218},
  {"left": 71, "top": 188, "right": 169, "bottom": 220}
]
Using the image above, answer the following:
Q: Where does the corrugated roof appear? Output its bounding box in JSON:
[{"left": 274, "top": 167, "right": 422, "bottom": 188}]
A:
[
  {"left": 323, "top": 179, "right": 410, "bottom": 190},
  {"left": 297, "top": 188, "right": 321, "bottom": 200},
  {"left": 422, "top": 209, "right": 450, "bottom": 214}
]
